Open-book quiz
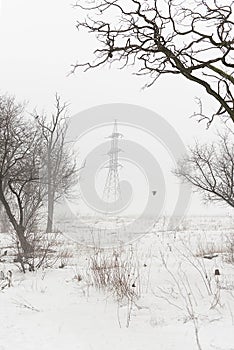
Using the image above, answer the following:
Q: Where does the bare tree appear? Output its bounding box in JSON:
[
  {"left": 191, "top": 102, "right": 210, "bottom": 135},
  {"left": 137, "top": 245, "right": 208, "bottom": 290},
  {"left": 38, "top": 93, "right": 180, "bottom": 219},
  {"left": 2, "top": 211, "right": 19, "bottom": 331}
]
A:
[
  {"left": 175, "top": 128, "right": 234, "bottom": 208},
  {"left": 0, "top": 203, "right": 10, "bottom": 233},
  {"left": 35, "top": 94, "right": 77, "bottom": 233},
  {"left": 73, "top": 0, "right": 234, "bottom": 125},
  {"left": 0, "top": 95, "right": 43, "bottom": 254}
]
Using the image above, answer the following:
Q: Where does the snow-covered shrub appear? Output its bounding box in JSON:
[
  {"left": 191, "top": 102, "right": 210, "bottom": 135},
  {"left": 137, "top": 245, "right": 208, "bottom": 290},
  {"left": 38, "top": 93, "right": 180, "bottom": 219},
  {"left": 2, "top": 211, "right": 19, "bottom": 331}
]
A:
[
  {"left": 0, "top": 270, "right": 12, "bottom": 290},
  {"left": 89, "top": 247, "right": 140, "bottom": 303},
  {"left": 223, "top": 234, "right": 234, "bottom": 264},
  {"left": 13, "top": 231, "right": 68, "bottom": 272}
]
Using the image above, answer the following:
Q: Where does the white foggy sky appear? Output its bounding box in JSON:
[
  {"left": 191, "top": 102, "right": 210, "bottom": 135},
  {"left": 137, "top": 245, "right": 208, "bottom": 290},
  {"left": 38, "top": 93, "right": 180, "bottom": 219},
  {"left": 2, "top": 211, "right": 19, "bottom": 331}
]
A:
[{"left": 0, "top": 1, "right": 230, "bottom": 216}]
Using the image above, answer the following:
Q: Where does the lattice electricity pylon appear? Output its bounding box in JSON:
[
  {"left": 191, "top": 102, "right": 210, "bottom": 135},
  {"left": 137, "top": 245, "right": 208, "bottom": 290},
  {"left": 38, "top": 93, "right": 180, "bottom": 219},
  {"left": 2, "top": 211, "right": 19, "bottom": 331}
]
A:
[{"left": 102, "top": 120, "right": 123, "bottom": 213}]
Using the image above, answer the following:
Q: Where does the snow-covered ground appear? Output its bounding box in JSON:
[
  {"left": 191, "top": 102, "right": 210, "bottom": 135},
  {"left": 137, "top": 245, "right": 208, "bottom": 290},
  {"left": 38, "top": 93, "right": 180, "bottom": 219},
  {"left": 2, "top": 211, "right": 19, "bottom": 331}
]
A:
[{"left": 0, "top": 216, "right": 234, "bottom": 350}]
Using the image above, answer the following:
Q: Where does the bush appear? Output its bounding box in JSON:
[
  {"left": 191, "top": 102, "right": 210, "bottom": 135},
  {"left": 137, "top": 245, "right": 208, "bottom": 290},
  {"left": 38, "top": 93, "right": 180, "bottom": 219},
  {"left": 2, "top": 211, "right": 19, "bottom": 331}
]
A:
[{"left": 89, "top": 247, "right": 140, "bottom": 303}]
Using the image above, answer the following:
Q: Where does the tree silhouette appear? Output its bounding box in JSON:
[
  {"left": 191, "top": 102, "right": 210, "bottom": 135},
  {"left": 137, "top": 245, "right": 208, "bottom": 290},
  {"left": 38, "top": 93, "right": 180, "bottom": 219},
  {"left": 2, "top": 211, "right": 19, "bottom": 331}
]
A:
[{"left": 73, "top": 0, "right": 234, "bottom": 125}]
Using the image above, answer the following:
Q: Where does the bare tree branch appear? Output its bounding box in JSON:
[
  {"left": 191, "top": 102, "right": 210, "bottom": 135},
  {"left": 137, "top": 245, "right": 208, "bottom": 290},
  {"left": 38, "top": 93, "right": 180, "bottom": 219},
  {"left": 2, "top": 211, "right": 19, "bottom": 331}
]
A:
[
  {"left": 73, "top": 0, "right": 234, "bottom": 125},
  {"left": 175, "top": 127, "right": 234, "bottom": 207}
]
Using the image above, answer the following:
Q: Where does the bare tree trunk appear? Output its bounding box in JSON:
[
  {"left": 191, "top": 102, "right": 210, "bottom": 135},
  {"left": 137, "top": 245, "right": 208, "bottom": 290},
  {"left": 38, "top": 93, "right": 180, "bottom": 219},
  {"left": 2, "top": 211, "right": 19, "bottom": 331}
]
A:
[
  {"left": 0, "top": 184, "right": 32, "bottom": 254},
  {"left": 0, "top": 203, "right": 9, "bottom": 233},
  {"left": 46, "top": 146, "right": 54, "bottom": 233},
  {"left": 46, "top": 191, "right": 54, "bottom": 233},
  {"left": 16, "top": 225, "right": 32, "bottom": 255}
]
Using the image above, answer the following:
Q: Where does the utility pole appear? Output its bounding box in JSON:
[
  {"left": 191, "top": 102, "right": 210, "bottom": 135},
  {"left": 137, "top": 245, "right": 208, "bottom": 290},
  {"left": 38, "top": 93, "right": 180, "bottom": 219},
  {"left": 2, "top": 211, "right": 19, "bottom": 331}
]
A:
[{"left": 103, "top": 120, "right": 123, "bottom": 213}]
